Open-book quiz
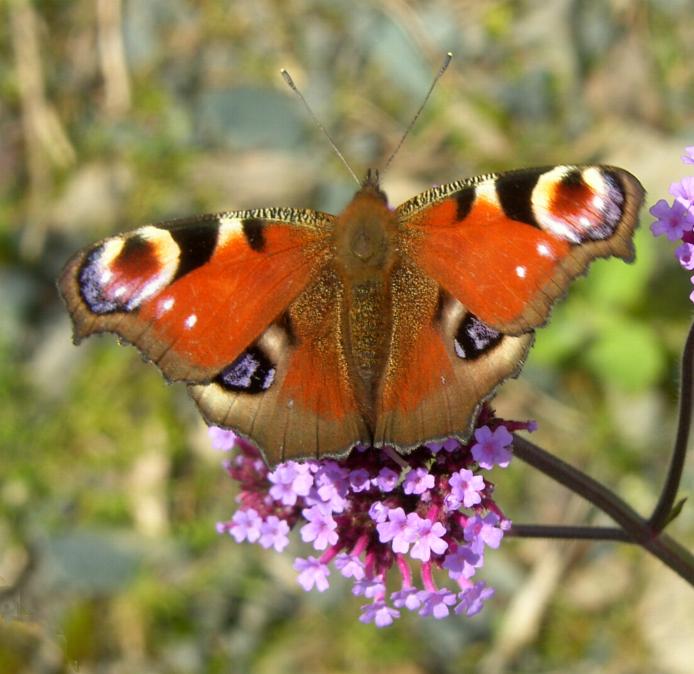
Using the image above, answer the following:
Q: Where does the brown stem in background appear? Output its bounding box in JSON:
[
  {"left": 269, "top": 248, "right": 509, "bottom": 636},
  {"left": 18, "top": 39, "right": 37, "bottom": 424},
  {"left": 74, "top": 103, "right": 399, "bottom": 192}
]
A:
[
  {"left": 10, "top": 0, "right": 75, "bottom": 257},
  {"left": 97, "top": 0, "right": 132, "bottom": 117}
]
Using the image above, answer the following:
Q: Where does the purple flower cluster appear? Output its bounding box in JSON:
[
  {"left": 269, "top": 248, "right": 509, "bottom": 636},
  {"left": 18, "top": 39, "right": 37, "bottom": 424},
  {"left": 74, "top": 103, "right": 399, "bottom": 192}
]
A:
[
  {"left": 213, "top": 406, "right": 536, "bottom": 627},
  {"left": 650, "top": 146, "right": 694, "bottom": 300}
]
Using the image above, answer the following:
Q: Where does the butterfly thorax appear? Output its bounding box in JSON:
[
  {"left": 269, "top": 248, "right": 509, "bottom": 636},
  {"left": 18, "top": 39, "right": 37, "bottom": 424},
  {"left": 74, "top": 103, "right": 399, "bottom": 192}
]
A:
[{"left": 333, "top": 178, "right": 399, "bottom": 425}]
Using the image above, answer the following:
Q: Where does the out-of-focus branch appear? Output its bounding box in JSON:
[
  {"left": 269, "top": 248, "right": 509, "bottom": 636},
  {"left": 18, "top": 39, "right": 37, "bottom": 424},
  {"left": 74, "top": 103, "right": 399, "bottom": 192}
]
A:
[
  {"left": 10, "top": 0, "right": 75, "bottom": 256},
  {"left": 97, "top": 0, "right": 131, "bottom": 117}
]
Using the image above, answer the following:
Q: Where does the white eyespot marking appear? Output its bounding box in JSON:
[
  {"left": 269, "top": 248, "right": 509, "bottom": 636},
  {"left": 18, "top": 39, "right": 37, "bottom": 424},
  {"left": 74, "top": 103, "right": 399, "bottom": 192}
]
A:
[
  {"left": 592, "top": 195, "right": 605, "bottom": 210},
  {"left": 185, "top": 313, "right": 198, "bottom": 329},
  {"left": 441, "top": 375, "right": 447, "bottom": 385},
  {"left": 515, "top": 265, "right": 527, "bottom": 278},
  {"left": 114, "top": 286, "right": 126, "bottom": 298},
  {"left": 536, "top": 242, "right": 552, "bottom": 257},
  {"left": 100, "top": 269, "right": 113, "bottom": 284},
  {"left": 579, "top": 216, "right": 591, "bottom": 229},
  {"left": 162, "top": 297, "right": 175, "bottom": 312}
]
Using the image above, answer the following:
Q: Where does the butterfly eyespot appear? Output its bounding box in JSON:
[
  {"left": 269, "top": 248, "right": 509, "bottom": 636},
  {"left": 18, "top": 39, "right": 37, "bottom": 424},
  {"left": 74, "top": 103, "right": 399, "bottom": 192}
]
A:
[
  {"left": 215, "top": 346, "right": 276, "bottom": 394},
  {"left": 454, "top": 314, "right": 503, "bottom": 360}
]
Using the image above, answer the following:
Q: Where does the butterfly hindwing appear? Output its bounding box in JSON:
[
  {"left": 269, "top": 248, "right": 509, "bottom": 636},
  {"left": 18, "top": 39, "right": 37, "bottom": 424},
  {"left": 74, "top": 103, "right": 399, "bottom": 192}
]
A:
[
  {"left": 398, "top": 165, "right": 644, "bottom": 334},
  {"left": 374, "top": 261, "right": 533, "bottom": 449},
  {"left": 190, "top": 266, "right": 372, "bottom": 463}
]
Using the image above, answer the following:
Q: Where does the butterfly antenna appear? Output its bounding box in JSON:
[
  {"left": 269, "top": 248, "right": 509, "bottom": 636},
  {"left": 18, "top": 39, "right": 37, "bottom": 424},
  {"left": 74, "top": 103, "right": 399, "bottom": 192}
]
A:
[
  {"left": 281, "top": 68, "right": 361, "bottom": 186},
  {"left": 382, "top": 51, "right": 453, "bottom": 176}
]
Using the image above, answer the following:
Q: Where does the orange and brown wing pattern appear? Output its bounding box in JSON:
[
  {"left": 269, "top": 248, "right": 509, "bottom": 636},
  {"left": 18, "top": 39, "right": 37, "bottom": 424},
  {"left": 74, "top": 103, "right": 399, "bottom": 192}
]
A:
[
  {"left": 59, "top": 208, "right": 333, "bottom": 383},
  {"left": 398, "top": 166, "right": 644, "bottom": 334},
  {"left": 373, "top": 165, "right": 643, "bottom": 449},
  {"left": 59, "top": 208, "right": 371, "bottom": 463}
]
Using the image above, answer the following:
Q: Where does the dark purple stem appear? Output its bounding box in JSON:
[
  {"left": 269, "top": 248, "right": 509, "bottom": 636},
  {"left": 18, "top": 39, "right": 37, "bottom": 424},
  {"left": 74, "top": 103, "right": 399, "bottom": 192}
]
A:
[{"left": 505, "top": 319, "right": 694, "bottom": 585}]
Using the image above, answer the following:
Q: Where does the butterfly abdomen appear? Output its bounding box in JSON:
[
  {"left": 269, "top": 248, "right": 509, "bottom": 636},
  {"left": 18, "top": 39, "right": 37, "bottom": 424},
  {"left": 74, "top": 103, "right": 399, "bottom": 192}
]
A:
[{"left": 333, "top": 184, "right": 401, "bottom": 426}]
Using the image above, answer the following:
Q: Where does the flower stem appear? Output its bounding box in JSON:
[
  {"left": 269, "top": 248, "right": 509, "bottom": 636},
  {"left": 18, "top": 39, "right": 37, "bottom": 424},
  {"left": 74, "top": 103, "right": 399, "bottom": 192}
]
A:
[{"left": 510, "top": 434, "right": 694, "bottom": 584}]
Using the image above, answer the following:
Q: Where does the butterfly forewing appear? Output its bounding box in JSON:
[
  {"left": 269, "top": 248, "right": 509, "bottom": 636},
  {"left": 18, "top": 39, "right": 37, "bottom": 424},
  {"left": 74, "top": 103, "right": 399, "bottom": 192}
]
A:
[{"left": 398, "top": 165, "right": 644, "bottom": 335}]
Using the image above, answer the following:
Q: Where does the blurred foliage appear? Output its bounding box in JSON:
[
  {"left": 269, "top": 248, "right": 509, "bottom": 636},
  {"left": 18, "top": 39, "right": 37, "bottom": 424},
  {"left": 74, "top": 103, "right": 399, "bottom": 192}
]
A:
[{"left": 1, "top": 0, "right": 693, "bottom": 672}]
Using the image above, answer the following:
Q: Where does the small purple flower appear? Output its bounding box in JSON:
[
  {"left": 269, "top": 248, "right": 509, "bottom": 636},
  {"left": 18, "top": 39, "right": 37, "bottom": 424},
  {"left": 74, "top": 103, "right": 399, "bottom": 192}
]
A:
[
  {"left": 334, "top": 553, "right": 365, "bottom": 580},
  {"left": 312, "top": 462, "right": 349, "bottom": 512},
  {"left": 376, "top": 508, "right": 419, "bottom": 554},
  {"left": 409, "top": 518, "right": 448, "bottom": 562},
  {"left": 443, "top": 545, "right": 481, "bottom": 580},
  {"left": 300, "top": 506, "right": 338, "bottom": 550},
  {"left": 676, "top": 242, "right": 694, "bottom": 270},
  {"left": 682, "top": 146, "right": 694, "bottom": 164},
  {"left": 229, "top": 508, "right": 262, "bottom": 543},
  {"left": 352, "top": 577, "right": 386, "bottom": 599},
  {"left": 670, "top": 176, "right": 694, "bottom": 209},
  {"left": 449, "top": 468, "right": 486, "bottom": 508},
  {"left": 359, "top": 600, "right": 400, "bottom": 627},
  {"left": 403, "top": 467, "right": 435, "bottom": 495},
  {"left": 455, "top": 581, "right": 495, "bottom": 616},
  {"left": 368, "top": 501, "right": 388, "bottom": 524},
  {"left": 391, "top": 587, "right": 422, "bottom": 611},
  {"left": 471, "top": 425, "right": 513, "bottom": 469},
  {"left": 374, "top": 466, "right": 399, "bottom": 492},
  {"left": 208, "top": 426, "right": 237, "bottom": 451},
  {"left": 464, "top": 513, "right": 504, "bottom": 550},
  {"left": 649, "top": 199, "right": 694, "bottom": 241},
  {"left": 268, "top": 463, "right": 301, "bottom": 506},
  {"left": 418, "top": 589, "right": 458, "bottom": 619},
  {"left": 294, "top": 557, "right": 330, "bottom": 592},
  {"left": 349, "top": 468, "right": 371, "bottom": 493},
  {"left": 258, "top": 516, "right": 290, "bottom": 551}
]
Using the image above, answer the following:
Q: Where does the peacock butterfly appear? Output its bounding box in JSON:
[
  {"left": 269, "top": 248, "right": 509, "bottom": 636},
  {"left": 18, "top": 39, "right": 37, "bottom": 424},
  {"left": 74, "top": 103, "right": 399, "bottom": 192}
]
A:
[{"left": 58, "top": 160, "right": 644, "bottom": 464}]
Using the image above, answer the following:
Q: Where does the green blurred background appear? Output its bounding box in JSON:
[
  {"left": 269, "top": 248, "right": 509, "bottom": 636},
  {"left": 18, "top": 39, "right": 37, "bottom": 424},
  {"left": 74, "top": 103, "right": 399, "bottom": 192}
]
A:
[{"left": 1, "top": 1, "right": 693, "bottom": 672}]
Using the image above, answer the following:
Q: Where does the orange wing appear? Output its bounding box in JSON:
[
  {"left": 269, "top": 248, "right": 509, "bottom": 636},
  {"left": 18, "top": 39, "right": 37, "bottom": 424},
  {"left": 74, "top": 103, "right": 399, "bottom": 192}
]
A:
[
  {"left": 59, "top": 208, "right": 371, "bottom": 463},
  {"left": 59, "top": 209, "right": 333, "bottom": 382},
  {"left": 399, "top": 165, "right": 644, "bottom": 334},
  {"left": 372, "top": 165, "right": 644, "bottom": 449}
]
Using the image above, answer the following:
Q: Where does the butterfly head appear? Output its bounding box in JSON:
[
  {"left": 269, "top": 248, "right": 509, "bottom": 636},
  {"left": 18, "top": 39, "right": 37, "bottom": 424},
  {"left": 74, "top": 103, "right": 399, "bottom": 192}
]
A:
[{"left": 361, "top": 169, "right": 388, "bottom": 205}]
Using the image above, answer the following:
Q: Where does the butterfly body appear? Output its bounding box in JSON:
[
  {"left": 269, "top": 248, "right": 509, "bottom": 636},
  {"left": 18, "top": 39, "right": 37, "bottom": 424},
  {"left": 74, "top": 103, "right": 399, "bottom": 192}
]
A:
[{"left": 59, "top": 165, "right": 644, "bottom": 464}]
